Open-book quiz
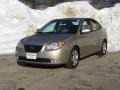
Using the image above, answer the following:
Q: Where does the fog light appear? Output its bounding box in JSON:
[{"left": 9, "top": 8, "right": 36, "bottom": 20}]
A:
[{"left": 51, "top": 60, "right": 57, "bottom": 63}]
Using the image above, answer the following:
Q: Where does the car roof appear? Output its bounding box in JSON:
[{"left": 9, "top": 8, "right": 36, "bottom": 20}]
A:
[
  {"left": 52, "top": 18, "right": 100, "bottom": 24},
  {"left": 53, "top": 18, "right": 94, "bottom": 21}
]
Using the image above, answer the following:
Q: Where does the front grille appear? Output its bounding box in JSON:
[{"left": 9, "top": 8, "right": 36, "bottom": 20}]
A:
[
  {"left": 24, "top": 45, "right": 42, "bottom": 53},
  {"left": 19, "top": 56, "right": 50, "bottom": 63}
]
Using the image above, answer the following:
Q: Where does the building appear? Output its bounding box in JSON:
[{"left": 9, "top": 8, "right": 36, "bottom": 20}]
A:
[
  {"left": 19, "top": 0, "right": 119, "bottom": 9},
  {"left": 19, "top": 0, "right": 60, "bottom": 8},
  {"left": 91, "top": 0, "right": 116, "bottom": 9}
]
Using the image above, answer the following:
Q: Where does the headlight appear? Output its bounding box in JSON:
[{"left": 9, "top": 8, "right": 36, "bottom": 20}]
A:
[
  {"left": 45, "top": 40, "right": 65, "bottom": 50},
  {"left": 17, "top": 41, "right": 24, "bottom": 48}
]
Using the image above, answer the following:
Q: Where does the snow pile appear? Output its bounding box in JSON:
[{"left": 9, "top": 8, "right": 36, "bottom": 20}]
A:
[
  {"left": 95, "top": 4, "right": 120, "bottom": 51},
  {"left": 0, "top": 0, "right": 120, "bottom": 54}
]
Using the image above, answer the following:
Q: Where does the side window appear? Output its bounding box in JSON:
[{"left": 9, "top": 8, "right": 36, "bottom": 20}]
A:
[
  {"left": 90, "top": 20, "right": 100, "bottom": 31},
  {"left": 81, "top": 20, "right": 91, "bottom": 32}
]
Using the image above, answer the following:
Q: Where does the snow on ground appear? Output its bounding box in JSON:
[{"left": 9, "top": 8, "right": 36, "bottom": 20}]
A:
[{"left": 0, "top": 0, "right": 120, "bottom": 54}]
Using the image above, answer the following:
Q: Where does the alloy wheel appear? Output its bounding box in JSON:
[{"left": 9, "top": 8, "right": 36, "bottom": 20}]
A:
[
  {"left": 102, "top": 41, "right": 107, "bottom": 55},
  {"left": 70, "top": 50, "right": 79, "bottom": 66}
]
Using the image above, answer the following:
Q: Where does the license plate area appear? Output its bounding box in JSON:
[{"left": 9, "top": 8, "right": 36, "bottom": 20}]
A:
[{"left": 26, "top": 52, "right": 37, "bottom": 59}]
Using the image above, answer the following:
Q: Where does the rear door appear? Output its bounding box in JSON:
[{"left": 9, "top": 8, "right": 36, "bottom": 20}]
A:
[
  {"left": 89, "top": 19, "right": 102, "bottom": 52},
  {"left": 78, "top": 19, "right": 95, "bottom": 57}
]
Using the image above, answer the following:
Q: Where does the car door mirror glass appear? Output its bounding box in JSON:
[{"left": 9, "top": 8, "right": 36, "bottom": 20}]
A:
[{"left": 81, "top": 29, "right": 91, "bottom": 34}]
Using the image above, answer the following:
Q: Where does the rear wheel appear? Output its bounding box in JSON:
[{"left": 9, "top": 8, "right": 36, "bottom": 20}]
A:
[
  {"left": 99, "top": 40, "right": 107, "bottom": 56},
  {"left": 65, "top": 47, "right": 80, "bottom": 69}
]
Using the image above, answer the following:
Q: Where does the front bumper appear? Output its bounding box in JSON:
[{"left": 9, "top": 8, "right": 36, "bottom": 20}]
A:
[
  {"left": 17, "top": 59, "right": 63, "bottom": 66},
  {"left": 16, "top": 46, "right": 70, "bottom": 65}
]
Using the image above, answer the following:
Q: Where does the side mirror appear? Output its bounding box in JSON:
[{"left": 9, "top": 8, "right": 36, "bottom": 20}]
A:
[{"left": 81, "top": 29, "right": 91, "bottom": 34}]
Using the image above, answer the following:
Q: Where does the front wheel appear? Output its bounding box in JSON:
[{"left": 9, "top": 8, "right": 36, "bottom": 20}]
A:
[{"left": 65, "top": 47, "right": 80, "bottom": 69}]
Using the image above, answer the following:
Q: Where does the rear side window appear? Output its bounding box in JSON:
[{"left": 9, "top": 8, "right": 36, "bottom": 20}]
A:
[
  {"left": 81, "top": 20, "right": 91, "bottom": 31},
  {"left": 90, "top": 20, "right": 101, "bottom": 31}
]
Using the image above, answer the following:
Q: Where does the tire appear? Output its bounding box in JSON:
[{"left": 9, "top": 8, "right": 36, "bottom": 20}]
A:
[
  {"left": 99, "top": 40, "right": 107, "bottom": 56},
  {"left": 65, "top": 47, "right": 80, "bottom": 69}
]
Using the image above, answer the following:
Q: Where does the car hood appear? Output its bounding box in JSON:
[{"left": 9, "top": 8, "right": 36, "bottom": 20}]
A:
[{"left": 22, "top": 33, "right": 72, "bottom": 45}]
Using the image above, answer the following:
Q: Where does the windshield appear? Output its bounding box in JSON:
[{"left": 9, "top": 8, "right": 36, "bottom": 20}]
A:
[{"left": 37, "top": 19, "right": 81, "bottom": 34}]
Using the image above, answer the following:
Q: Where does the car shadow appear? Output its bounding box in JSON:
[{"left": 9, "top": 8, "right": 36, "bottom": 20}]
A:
[
  {"left": 17, "top": 62, "right": 64, "bottom": 69},
  {"left": 80, "top": 53, "right": 98, "bottom": 61}
]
